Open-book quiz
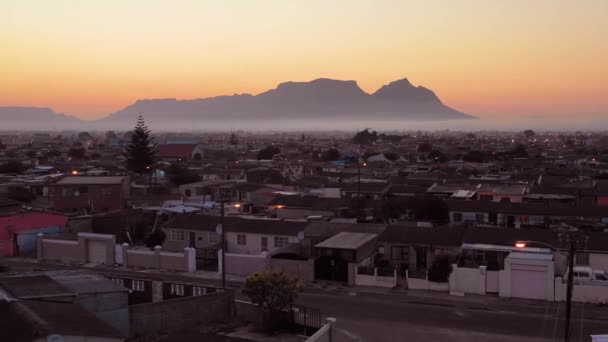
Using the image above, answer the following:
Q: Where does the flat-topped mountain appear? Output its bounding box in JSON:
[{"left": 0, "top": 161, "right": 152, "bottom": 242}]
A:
[{"left": 0, "top": 77, "right": 474, "bottom": 130}]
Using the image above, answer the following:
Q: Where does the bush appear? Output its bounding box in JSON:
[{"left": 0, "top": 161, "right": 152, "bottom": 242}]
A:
[
  {"left": 427, "top": 254, "right": 453, "bottom": 283},
  {"left": 145, "top": 229, "right": 166, "bottom": 248}
]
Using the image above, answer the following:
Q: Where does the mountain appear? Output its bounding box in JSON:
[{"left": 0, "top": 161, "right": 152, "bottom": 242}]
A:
[
  {"left": 0, "top": 77, "right": 475, "bottom": 130},
  {"left": 0, "top": 107, "right": 83, "bottom": 130}
]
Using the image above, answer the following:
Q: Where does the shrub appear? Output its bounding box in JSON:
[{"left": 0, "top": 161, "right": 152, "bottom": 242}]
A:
[{"left": 427, "top": 254, "right": 453, "bottom": 283}]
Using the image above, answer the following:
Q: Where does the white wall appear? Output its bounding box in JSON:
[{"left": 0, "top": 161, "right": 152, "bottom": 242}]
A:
[
  {"left": 226, "top": 232, "right": 298, "bottom": 255},
  {"left": 220, "top": 251, "right": 269, "bottom": 277},
  {"left": 449, "top": 265, "right": 486, "bottom": 295},
  {"left": 354, "top": 267, "right": 396, "bottom": 288},
  {"left": 589, "top": 253, "right": 608, "bottom": 272},
  {"left": 555, "top": 277, "right": 608, "bottom": 304}
]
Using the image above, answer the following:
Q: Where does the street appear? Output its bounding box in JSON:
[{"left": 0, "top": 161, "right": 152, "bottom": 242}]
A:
[{"left": 296, "top": 289, "right": 608, "bottom": 342}]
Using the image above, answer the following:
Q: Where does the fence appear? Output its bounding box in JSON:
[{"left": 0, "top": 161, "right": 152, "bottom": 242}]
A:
[
  {"left": 116, "top": 244, "right": 196, "bottom": 273},
  {"left": 305, "top": 318, "right": 337, "bottom": 342},
  {"left": 291, "top": 304, "right": 323, "bottom": 336},
  {"left": 354, "top": 266, "right": 397, "bottom": 288}
]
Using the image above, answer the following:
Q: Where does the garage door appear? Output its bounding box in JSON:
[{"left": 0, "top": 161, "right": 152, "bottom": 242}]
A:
[
  {"left": 87, "top": 241, "right": 107, "bottom": 264},
  {"left": 511, "top": 264, "right": 548, "bottom": 300}
]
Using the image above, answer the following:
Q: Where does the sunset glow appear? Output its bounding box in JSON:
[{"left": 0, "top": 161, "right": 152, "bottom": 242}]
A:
[{"left": 2, "top": 0, "right": 607, "bottom": 119}]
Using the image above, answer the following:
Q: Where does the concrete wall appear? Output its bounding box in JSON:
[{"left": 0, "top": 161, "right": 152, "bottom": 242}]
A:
[
  {"left": 449, "top": 265, "right": 486, "bottom": 295},
  {"left": 129, "top": 291, "right": 233, "bottom": 338},
  {"left": 500, "top": 256, "right": 555, "bottom": 301},
  {"left": 555, "top": 277, "right": 608, "bottom": 304},
  {"left": 406, "top": 270, "right": 449, "bottom": 291},
  {"left": 354, "top": 266, "right": 397, "bottom": 288},
  {"left": 75, "top": 291, "right": 130, "bottom": 337},
  {"left": 305, "top": 318, "right": 337, "bottom": 342},
  {"left": 270, "top": 258, "right": 315, "bottom": 283},
  {"left": 37, "top": 232, "right": 115, "bottom": 265},
  {"left": 117, "top": 244, "right": 196, "bottom": 273},
  {"left": 220, "top": 250, "right": 269, "bottom": 277}
]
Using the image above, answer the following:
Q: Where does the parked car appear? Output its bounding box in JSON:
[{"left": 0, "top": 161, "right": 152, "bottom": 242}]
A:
[{"left": 566, "top": 266, "right": 608, "bottom": 285}]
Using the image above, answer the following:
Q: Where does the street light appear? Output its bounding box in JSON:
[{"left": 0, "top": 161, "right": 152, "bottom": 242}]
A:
[{"left": 514, "top": 237, "right": 583, "bottom": 342}]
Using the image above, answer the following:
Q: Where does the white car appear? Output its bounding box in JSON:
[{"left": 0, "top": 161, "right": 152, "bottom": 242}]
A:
[{"left": 566, "top": 266, "right": 608, "bottom": 285}]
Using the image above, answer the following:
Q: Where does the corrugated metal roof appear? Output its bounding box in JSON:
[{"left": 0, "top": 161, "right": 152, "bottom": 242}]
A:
[{"left": 315, "top": 232, "right": 377, "bottom": 250}]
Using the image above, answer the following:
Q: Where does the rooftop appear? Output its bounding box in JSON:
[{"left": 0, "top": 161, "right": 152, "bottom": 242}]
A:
[
  {"left": 56, "top": 176, "right": 126, "bottom": 185},
  {"left": 315, "top": 232, "right": 378, "bottom": 250}
]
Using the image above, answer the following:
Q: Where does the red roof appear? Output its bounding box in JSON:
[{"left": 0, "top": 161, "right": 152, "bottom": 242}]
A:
[{"left": 156, "top": 144, "right": 197, "bottom": 157}]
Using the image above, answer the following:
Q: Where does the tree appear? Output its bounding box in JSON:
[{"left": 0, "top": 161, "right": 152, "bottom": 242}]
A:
[
  {"left": 242, "top": 270, "right": 303, "bottom": 331},
  {"left": 353, "top": 128, "right": 378, "bottom": 145},
  {"left": 7, "top": 186, "right": 35, "bottom": 203},
  {"left": 124, "top": 115, "right": 156, "bottom": 174},
  {"left": 145, "top": 229, "right": 166, "bottom": 248},
  {"left": 384, "top": 152, "right": 399, "bottom": 161},
  {"left": 412, "top": 196, "right": 449, "bottom": 224},
  {"left": 523, "top": 129, "right": 536, "bottom": 138},
  {"left": 427, "top": 254, "right": 453, "bottom": 283},
  {"left": 67, "top": 147, "right": 86, "bottom": 160},
  {"left": 229, "top": 133, "right": 239, "bottom": 145},
  {"left": 0, "top": 160, "right": 27, "bottom": 174},
  {"left": 428, "top": 150, "right": 447, "bottom": 163},
  {"left": 321, "top": 147, "right": 341, "bottom": 161},
  {"left": 105, "top": 130, "right": 117, "bottom": 141},
  {"left": 417, "top": 142, "right": 433, "bottom": 153},
  {"left": 167, "top": 162, "right": 201, "bottom": 186},
  {"left": 0, "top": 141, "right": 5, "bottom": 150},
  {"left": 78, "top": 131, "right": 93, "bottom": 141},
  {"left": 257, "top": 145, "right": 281, "bottom": 160},
  {"left": 463, "top": 150, "right": 486, "bottom": 163},
  {"left": 510, "top": 143, "right": 529, "bottom": 158}
]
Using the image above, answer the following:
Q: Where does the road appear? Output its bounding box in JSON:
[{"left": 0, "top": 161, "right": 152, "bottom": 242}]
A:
[{"left": 295, "top": 289, "right": 608, "bottom": 342}]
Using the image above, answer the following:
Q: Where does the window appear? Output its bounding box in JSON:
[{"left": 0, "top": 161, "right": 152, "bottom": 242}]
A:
[
  {"left": 595, "top": 273, "right": 608, "bottom": 281},
  {"left": 61, "top": 188, "right": 72, "bottom": 197},
  {"left": 101, "top": 187, "right": 113, "bottom": 197},
  {"left": 391, "top": 246, "right": 409, "bottom": 260},
  {"left": 378, "top": 246, "right": 385, "bottom": 255},
  {"left": 274, "top": 236, "right": 289, "bottom": 248},
  {"left": 192, "top": 286, "right": 206, "bottom": 296},
  {"left": 170, "top": 284, "right": 184, "bottom": 296},
  {"left": 453, "top": 213, "right": 463, "bottom": 222},
  {"left": 131, "top": 280, "right": 145, "bottom": 291},
  {"left": 170, "top": 230, "right": 185, "bottom": 241},
  {"left": 575, "top": 252, "right": 590, "bottom": 266},
  {"left": 475, "top": 214, "right": 485, "bottom": 224},
  {"left": 208, "top": 232, "right": 217, "bottom": 244},
  {"left": 237, "top": 234, "right": 247, "bottom": 245},
  {"left": 112, "top": 278, "right": 124, "bottom": 286}
]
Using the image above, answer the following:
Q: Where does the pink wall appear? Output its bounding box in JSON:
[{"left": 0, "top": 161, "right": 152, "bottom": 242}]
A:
[{"left": 0, "top": 212, "right": 68, "bottom": 256}]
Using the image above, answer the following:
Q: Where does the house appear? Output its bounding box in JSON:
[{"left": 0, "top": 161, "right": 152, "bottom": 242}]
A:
[
  {"left": 156, "top": 143, "right": 204, "bottom": 161},
  {"left": 0, "top": 270, "right": 130, "bottom": 337},
  {"left": 377, "top": 224, "right": 465, "bottom": 275},
  {"left": 267, "top": 194, "right": 346, "bottom": 219},
  {"left": 50, "top": 176, "right": 130, "bottom": 213},
  {"left": 161, "top": 214, "right": 307, "bottom": 261},
  {"left": 340, "top": 182, "right": 391, "bottom": 200},
  {"left": 477, "top": 184, "right": 528, "bottom": 203},
  {"left": 0, "top": 204, "right": 68, "bottom": 257},
  {"left": 1, "top": 300, "right": 125, "bottom": 342}
]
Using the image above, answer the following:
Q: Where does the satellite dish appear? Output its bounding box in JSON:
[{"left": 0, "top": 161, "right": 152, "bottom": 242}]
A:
[{"left": 215, "top": 224, "right": 223, "bottom": 234}]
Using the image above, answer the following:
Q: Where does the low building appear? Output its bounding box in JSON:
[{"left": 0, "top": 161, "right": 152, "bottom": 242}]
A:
[
  {"left": 50, "top": 176, "right": 130, "bottom": 213},
  {"left": 156, "top": 143, "right": 204, "bottom": 161}
]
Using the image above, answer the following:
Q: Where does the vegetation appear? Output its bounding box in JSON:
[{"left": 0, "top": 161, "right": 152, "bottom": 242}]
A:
[
  {"left": 242, "top": 270, "right": 303, "bottom": 331},
  {"left": 257, "top": 145, "right": 281, "bottom": 160},
  {"left": 0, "top": 160, "right": 27, "bottom": 174},
  {"left": 166, "top": 162, "right": 201, "bottom": 186},
  {"left": 510, "top": 143, "right": 529, "bottom": 157},
  {"left": 353, "top": 128, "right": 378, "bottom": 145},
  {"left": 463, "top": 150, "right": 486, "bottom": 163},
  {"left": 417, "top": 142, "right": 433, "bottom": 152},
  {"left": 124, "top": 115, "right": 156, "bottom": 174},
  {"left": 7, "top": 186, "right": 35, "bottom": 203},
  {"left": 427, "top": 150, "right": 447, "bottom": 163},
  {"left": 412, "top": 196, "right": 449, "bottom": 224},
  {"left": 523, "top": 129, "right": 536, "bottom": 138},
  {"left": 229, "top": 133, "right": 239, "bottom": 145},
  {"left": 68, "top": 147, "right": 86, "bottom": 160},
  {"left": 427, "top": 254, "right": 454, "bottom": 283},
  {"left": 145, "top": 229, "right": 167, "bottom": 248},
  {"left": 320, "top": 147, "right": 341, "bottom": 161}
]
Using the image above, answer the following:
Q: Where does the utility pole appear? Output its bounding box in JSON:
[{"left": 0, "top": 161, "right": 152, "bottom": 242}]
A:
[
  {"left": 564, "top": 239, "right": 575, "bottom": 342},
  {"left": 220, "top": 197, "right": 226, "bottom": 289}
]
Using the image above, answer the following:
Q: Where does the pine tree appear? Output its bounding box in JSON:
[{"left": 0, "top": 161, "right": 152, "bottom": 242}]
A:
[{"left": 124, "top": 115, "right": 156, "bottom": 174}]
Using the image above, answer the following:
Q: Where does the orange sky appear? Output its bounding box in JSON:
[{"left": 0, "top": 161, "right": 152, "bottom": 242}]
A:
[{"left": 1, "top": 0, "right": 607, "bottom": 119}]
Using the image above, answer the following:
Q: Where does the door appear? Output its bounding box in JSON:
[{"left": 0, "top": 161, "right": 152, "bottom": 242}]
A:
[
  {"left": 489, "top": 212, "right": 497, "bottom": 225},
  {"left": 415, "top": 246, "right": 427, "bottom": 270},
  {"left": 510, "top": 264, "right": 548, "bottom": 300},
  {"left": 87, "top": 240, "right": 107, "bottom": 264},
  {"left": 189, "top": 232, "right": 196, "bottom": 248},
  {"left": 261, "top": 237, "right": 268, "bottom": 252},
  {"left": 486, "top": 271, "right": 499, "bottom": 293},
  {"left": 507, "top": 216, "right": 515, "bottom": 227}
]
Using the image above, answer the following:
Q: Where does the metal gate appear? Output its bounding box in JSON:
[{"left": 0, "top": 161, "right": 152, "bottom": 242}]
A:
[{"left": 290, "top": 304, "right": 322, "bottom": 336}]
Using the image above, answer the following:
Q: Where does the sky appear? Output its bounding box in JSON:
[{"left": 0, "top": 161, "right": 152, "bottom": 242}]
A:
[{"left": 1, "top": 0, "right": 607, "bottom": 120}]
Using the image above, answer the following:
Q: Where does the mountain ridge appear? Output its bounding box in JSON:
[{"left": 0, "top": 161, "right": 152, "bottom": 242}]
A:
[{"left": 0, "top": 77, "right": 475, "bottom": 130}]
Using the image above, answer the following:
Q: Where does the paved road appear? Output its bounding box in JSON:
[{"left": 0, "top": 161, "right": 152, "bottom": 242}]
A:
[{"left": 296, "top": 290, "right": 608, "bottom": 342}]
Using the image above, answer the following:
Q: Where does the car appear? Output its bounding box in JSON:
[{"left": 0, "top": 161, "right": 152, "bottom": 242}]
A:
[{"left": 565, "top": 266, "right": 608, "bottom": 285}]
